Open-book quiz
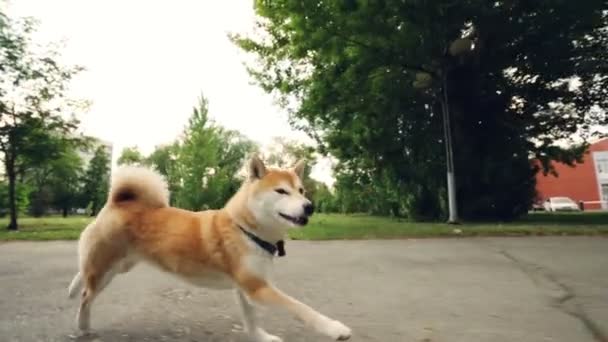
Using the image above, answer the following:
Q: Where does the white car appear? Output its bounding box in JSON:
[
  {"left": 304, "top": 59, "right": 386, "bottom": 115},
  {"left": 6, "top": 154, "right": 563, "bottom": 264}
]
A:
[{"left": 543, "top": 197, "right": 580, "bottom": 212}]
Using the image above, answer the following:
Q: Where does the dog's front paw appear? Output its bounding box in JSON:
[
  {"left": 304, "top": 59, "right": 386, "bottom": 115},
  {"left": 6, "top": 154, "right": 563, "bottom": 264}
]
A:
[
  {"left": 251, "top": 328, "right": 283, "bottom": 342},
  {"left": 322, "top": 319, "right": 352, "bottom": 341}
]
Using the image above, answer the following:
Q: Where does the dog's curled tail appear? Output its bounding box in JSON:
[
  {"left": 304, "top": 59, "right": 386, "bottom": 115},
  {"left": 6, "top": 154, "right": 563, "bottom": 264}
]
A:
[{"left": 109, "top": 166, "right": 170, "bottom": 208}]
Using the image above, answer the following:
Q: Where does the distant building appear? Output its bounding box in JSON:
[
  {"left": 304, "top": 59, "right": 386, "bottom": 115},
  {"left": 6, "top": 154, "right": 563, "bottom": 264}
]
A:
[{"left": 535, "top": 138, "right": 608, "bottom": 210}]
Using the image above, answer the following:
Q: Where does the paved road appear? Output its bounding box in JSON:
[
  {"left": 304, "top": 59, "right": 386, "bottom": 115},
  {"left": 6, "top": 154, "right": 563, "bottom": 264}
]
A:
[{"left": 0, "top": 237, "right": 607, "bottom": 342}]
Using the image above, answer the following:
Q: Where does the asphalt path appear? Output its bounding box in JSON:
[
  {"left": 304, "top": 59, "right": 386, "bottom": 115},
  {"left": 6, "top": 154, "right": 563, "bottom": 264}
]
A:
[{"left": 1, "top": 237, "right": 607, "bottom": 342}]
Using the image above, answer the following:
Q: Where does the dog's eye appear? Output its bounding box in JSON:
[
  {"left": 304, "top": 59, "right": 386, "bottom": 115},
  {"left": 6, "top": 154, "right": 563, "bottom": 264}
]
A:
[
  {"left": 299, "top": 188, "right": 304, "bottom": 194},
  {"left": 275, "top": 189, "right": 289, "bottom": 195}
]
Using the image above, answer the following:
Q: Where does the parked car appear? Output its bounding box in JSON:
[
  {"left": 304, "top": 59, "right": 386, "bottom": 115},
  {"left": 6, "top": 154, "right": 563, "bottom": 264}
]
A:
[
  {"left": 530, "top": 202, "right": 545, "bottom": 212},
  {"left": 543, "top": 197, "right": 580, "bottom": 212}
]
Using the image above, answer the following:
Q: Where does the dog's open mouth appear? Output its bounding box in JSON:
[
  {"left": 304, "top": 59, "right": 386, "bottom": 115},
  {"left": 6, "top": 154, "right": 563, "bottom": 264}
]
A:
[{"left": 279, "top": 213, "right": 308, "bottom": 226}]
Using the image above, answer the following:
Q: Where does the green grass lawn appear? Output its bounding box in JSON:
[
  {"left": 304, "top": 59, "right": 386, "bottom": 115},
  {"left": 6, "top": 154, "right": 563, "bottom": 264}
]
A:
[
  {"left": 0, "top": 216, "right": 91, "bottom": 241},
  {"left": 290, "top": 212, "right": 608, "bottom": 240},
  {"left": 0, "top": 212, "right": 607, "bottom": 241}
]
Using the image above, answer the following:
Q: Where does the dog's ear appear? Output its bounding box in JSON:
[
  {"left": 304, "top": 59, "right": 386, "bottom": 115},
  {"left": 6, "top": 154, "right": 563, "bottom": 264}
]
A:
[
  {"left": 249, "top": 155, "right": 267, "bottom": 180},
  {"left": 293, "top": 159, "right": 306, "bottom": 179}
]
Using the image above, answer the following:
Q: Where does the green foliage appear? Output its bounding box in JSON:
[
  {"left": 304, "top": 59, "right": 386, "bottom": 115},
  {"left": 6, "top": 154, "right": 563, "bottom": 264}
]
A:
[
  {"left": 117, "top": 146, "right": 145, "bottom": 166},
  {"left": 172, "top": 95, "right": 258, "bottom": 210},
  {"left": 265, "top": 137, "right": 315, "bottom": 168},
  {"left": 0, "top": 181, "right": 31, "bottom": 216},
  {"left": 173, "top": 96, "right": 221, "bottom": 210},
  {"left": 81, "top": 146, "right": 110, "bottom": 216},
  {"left": 28, "top": 184, "right": 52, "bottom": 217},
  {"left": 331, "top": 161, "right": 417, "bottom": 218},
  {"left": 0, "top": 13, "right": 87, "bottom": 229},
  {"left": 206, "top": 129, "right": 259, "bottom": 208},
  {"left": 109, "top": 95, "right": 260, "bottom": 211},
  {"left": 233, "top": 0, "right": 607, "bottom": 221},
  {"left": 85, "top": 201, "right": 93, "bottom": 216},
  {"left": 49, "top": 148, "right": 84, "bottom": 217},
  {"left": 145, "top": 143, "right": 181, "bottom": 205},
  {"left": 23, "top": 138, "right": 85, "bottom": 217},
  {"left": 311, "top": 182, "right": 337, "bottom": 213}
]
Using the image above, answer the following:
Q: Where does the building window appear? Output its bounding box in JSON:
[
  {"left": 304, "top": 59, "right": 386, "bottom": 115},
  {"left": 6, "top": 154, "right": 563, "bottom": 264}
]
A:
[{"left": 598, "top": 159, "right": 608, "bottom": 175}]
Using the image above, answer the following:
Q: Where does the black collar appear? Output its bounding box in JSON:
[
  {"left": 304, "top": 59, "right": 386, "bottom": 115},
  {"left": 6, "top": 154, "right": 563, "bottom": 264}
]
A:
[{"left": 238, "top": 226, "right": 285, "bottom": 257}]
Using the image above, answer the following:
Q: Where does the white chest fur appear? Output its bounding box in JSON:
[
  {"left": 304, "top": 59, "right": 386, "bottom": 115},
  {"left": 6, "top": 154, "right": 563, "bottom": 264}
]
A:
[{"left": 242, "top": 238, "right": 275, "bottom": 280}]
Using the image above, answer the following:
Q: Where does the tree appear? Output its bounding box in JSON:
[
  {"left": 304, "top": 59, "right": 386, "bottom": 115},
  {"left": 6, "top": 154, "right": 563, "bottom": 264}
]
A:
[
  {"left": 145, "top": 143, "right": 181, "bottom": 205},
  {"left": 81, "top": 146, "right": 110, "bottom": 216},
  {"left": 0, "top": 15, "right": 86, "bottom": 229},
  {"left": 206, "top": 128, "right": 259, "bottom": 208},
  {"left": 135, "top": 96, "right": 258, "bottom": 211},
  {"left": 266, "top": 137, "right": 315, "bottom": 168},
  {"left": 0, "top": 180, "right": 30, "bottom": 217},
  {"left": 49, "top": 148, "right": 84, "bottom": 217},
  {"left": 173, "top": 96, "right": 221, "bottom": 210},
  {"left": 312, "top": 182, "right": 337, "bottom": 213},
  {"left": 233, "top": 0, "right": 607, "bottom": 220},
  {"left": 117, "top": 146, "right": 144, "bottom": 166},
  {"left": 24, "top": 137, "right": 83, "bottom": 216},
  {"left": 173, "top": 95, "right": 258, "bottom": 210}
]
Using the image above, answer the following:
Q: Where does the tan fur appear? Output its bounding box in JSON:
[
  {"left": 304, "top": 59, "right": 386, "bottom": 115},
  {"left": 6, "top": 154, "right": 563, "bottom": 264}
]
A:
[{"left": 69, "top": 161, "right": 351, "bottom": 341}]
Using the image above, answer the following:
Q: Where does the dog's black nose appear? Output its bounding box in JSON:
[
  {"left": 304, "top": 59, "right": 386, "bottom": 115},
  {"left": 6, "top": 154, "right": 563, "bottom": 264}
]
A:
[{"left": 304, "top": 203, "right": 314, "bottom": 216}]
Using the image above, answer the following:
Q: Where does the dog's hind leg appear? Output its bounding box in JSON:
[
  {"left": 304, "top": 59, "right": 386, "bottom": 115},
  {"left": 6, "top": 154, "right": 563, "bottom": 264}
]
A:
[
  {"left": 235, "top": 289, "right": 283, "bottom": 342},
  {"left": 68, "top": 272, "right": 82, "bottom": 299},
  {"left": 77, "top": 272, "right": 97, "bottom": 333},
  {"left": 76, "top": 263, "right": 120, "bottom": 333},
  {"left": 75, "top": 240, "right": 130, "bottom": 334}
]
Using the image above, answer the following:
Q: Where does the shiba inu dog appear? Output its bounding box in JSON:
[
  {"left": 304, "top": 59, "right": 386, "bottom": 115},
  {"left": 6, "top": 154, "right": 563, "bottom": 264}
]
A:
[{"left": 67, "top": 156, "right": 352, "bottom": 341}]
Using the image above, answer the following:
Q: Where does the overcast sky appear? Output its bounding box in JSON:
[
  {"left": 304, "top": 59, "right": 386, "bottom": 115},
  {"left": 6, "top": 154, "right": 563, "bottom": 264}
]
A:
[{"left": 4, "top": 0, "right": 335, "bottom": 184}]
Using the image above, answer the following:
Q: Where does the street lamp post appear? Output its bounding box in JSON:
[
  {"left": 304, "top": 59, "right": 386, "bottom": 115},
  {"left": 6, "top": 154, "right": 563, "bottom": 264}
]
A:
[
  {"left": 415, "top": 37, "right": 473, "bottom": 224},
  {"left": 438, "top": 37, "right": 476, "bottom": 224},
  {"left": 440, "top": 69, "right": 459, "bottom": 224}
]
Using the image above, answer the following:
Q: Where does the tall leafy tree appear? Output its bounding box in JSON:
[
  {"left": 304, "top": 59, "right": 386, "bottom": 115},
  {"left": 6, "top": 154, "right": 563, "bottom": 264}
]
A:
[
  {"left": 174, "top": 95, "right": 258, "bottom": 210},
  {"left": 0, "top": 180, "right": 30, "bottom": 216},
  {"left": 81, "top": 146, "right": 110, "bottom": 216},
  {"left": 49, "top": 148, "right": 84, "bottom": 217},
  {"left": 24, "top": 138, "right": 84, "bottom": 216},
  {"left": 117, "top": 146, "right": 145, "bottom": 166},
  {"left": 266, "top": 137, "right": 315, "bottom": 168},
  {"left": 233, "top": 0, "right": 607, "bottom": 220},
  {"left": 174, "top": 96, "right": 222, "bottom": 210},
  {"left": 145, "top": 143, "right": 181, "bottom": 205},
  {"left": 0, "top": 15, "right": 86, "bottom": 229},
  {"left": 206, "top": 128, "right": 259, "bottom": 208}
]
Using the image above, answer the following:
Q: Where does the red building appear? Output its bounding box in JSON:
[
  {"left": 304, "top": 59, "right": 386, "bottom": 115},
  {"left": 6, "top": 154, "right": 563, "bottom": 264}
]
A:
[{"left": 535, "top": 138, "right": 608, "bottom": 210}]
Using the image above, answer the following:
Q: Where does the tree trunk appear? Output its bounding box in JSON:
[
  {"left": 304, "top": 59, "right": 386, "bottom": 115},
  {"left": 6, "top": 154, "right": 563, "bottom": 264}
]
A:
[
  {"left": 89, "top": 201, "right": 96, "bottom": 217},
  {"left": 6, "top": 157, "right": 18, "bottom": 231},
  {"left": 62, "top": 206, "right": 68, "bottom": 218}
]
